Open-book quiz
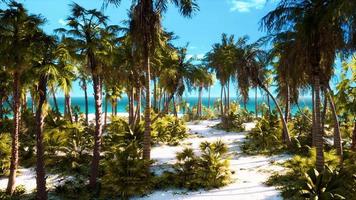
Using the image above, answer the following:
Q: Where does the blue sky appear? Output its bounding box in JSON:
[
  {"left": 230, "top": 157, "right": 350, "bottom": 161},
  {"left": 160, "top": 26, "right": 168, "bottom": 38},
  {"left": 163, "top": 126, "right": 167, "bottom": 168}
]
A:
[{"left": 13, "top": 0, "right": 317, "bottom": 98}]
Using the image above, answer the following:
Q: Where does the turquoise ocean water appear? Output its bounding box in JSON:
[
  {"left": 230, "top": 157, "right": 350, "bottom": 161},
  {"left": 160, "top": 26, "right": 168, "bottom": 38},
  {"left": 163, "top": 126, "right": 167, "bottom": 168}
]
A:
[{"left": 17, "top": 96, "right": 312, "bottom": 115}]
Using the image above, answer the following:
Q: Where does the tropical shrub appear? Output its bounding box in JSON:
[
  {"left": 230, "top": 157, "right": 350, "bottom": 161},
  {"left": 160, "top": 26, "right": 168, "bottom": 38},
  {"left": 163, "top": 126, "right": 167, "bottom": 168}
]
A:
[
  {"left": 0, "top": 185, "right": 28, "bottom": 200},
  {"left": 102, "top": 138, "right": 153, "bottom": 199},
  {"left": 0, "top": 133, "right": 11, "bottom": 176},
  {"left": 173, "top": 140, "right": 231, "bottom": 190},
  {"left": 152, "top": 115, "right": 188, "bottom": 145},
  {"left": 242, "top": 112, "right": 283, "bottom": 154},
  {"left": 265, "top": 149, "right": 355, "bottom": 199},
  {"left": 184, "top": 105, "right": 217, "bottom": 121}
]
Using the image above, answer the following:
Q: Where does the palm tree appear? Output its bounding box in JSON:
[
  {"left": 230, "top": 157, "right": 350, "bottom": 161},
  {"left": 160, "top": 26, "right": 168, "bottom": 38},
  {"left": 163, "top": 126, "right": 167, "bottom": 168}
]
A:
[
  {"left": 261, "top": 0, "right": 355, "bottom": 171},
  {"left": 57, "top": 3, "right": 119, "bottom": 188},
  {"left": 0, "top": 2, "right": 44, "bottom": 194},
  {"left": 106, "top": 0, "right": 199, "bottom": 160}
]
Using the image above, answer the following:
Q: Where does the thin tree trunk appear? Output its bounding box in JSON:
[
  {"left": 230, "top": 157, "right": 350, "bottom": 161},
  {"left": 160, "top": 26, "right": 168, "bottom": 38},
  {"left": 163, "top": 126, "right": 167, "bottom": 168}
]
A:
[
  {"left": 35, "top": 75, "right": 48, "bottom": 200},
  {"left": 312, "top": 86, "right": 316, "bottom": 147},
  {"left": 197, "top": 86, "right": 202, "bottom": 117},
  {"left": 7, "top": 71, "right": 20, "bottom": 195},
  {"left": 283, "top": 84, "right": 290, "bottom": 143},
  {"left": 153, "top": 78, "right": 157, "bottom": 112},
  {"left": 321, "top": 90, "right": 327, "bottom": 134},
  {"left": 220, "top": 86, "right": 223, "bottom": 116},
  {"left": 223, "top": 85, "right": 227, "bottom": 115},
  {"left": 173, "top": 96, "right": 178, "bottom": 117},
  {"left": 255, "top": 87, "right": 258, "bottom": 118},
  {"left": 0, "top": 90, "right": 3, "bottom": 120},
  {"left": 143, "top": 50, "right": 152, "bottom": 160},
  {"left": 326, "top": 87, "right": 342, "bottom": 163},
  {"left": 296, "top": 102, "right": 312, "bottom": 121},
  {"left": 134, "top": 87, "right": 141, "bottom": 124},
  {"left": 352, "top": 121, "right": 356, "bottom": 151},
  {"left": 259, "top": 80, "right": 291, "bottom": 145},
  {"left": 83, "top": 80, "right": 89, "bottom": 125},
  {"left": 65, "top": 94, "right": 73, "bottom": 123},
  {"left": 104, "top": 94, "right": 108, "bottom": 127},
  {"left": 267, "top": 90, "right": 271, "bottom": 115},
  {"left": 52, "top": 88, "right": 59, "bottom": 114},
  {"left": 208, "top": 86, "right": 211, "bottom": 109},
  {"left": 314, "top": 74, "right": 324, "bottom": 172},
  {"left": 227, "top": 79, "right": 230, "bottom": 113},
  {"left": 22, "top": 92, "right": 27, "bottom": 112},
  {"left": 89, "top": 74, "right": 103, "bottom": 189}
]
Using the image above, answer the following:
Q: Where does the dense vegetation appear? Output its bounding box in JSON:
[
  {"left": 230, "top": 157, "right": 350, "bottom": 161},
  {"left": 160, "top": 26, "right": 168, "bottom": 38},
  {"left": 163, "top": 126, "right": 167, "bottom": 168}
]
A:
[{"left": 0, "top": 0, "right": 355, "bottom": 199}]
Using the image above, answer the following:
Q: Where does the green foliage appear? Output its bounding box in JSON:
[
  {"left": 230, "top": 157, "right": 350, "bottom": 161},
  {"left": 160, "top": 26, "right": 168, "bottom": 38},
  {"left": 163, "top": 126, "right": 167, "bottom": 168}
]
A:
[
  {"left": 242, "top": 112, "right": 283, "bottom": 154},
  {"left": 0, "top": 133, "right": 11, "bottom": 176},
  {"left": 266, "top": 149, "right": 356, "bottom": 199},
  {"left": 184, "top": 105, "right": 217, "bottom": 121},
  {"left": 152, "top": 115, "right": 188, "bottom": 145},
  {"left": 54, "top": 176, "right": 91, "bottom": 200},
  {"left": 173, "top": 140, "right": 231, "bottom": 190},
  {"left": 44, "top": 115, "right": 93, "bottom": 175},
  {"left": 289, "top": 108, "right": 313, "bottom": 155},
  {"left": 0, "top": 185, "right": 29, "bottom": 200},
  {"left": 101, "top": 117, "right": 154, "bottom": 199},
  {"left": 300, "top": 166, "right": 346, "bottom": 199}
]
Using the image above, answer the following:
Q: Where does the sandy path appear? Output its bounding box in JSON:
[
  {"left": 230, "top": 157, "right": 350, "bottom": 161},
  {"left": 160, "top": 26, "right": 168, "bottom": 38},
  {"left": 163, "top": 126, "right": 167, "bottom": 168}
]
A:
[{"left": 135, "top": 120, "right": 289, "bottom": 200}]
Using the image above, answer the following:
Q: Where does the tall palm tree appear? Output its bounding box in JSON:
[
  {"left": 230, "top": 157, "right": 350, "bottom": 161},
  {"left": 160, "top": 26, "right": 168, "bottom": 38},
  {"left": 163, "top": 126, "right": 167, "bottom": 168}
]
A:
[
  {"left": 106, "top": 0, "right": 199, "bottom": 160},
  {"left": 0, "top": 2, "right": 44, "bottom": 194},
  {"left": 56, "top": 3, "right": 119, "bottom": 188},
  {"left": 261, "top": 0, "right": 355, "bottom": 171}
]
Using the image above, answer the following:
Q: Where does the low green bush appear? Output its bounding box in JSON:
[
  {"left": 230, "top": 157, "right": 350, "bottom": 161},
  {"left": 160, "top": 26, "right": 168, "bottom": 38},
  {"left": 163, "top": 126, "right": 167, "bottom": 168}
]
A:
[
  {"left": 266, "top": 149, "right": 356, "bottom": 199},
  {"left": 242, "top": 112, "right": 284, "bottom": 155},
  {"left": 152, "top": 115, "right": 188, "bottom": 145},
  {"left": 173, "top": 140, "right": 231, "bottom": 190},
  {"left": 0, "top": 133, "right": 11, "bottom": 176}
]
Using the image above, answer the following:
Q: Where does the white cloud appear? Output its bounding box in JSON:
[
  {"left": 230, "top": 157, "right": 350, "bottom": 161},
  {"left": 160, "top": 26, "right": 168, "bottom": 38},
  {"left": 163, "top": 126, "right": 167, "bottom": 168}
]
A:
[
  {"left": 58, "top": 18, "right": 67, "bottom": 26},
  {"left": 186, "top": 53, "right": 205, "bottom": 60},
  {"left": 229, "top": 0, "right": 267, "bottom": 12}
]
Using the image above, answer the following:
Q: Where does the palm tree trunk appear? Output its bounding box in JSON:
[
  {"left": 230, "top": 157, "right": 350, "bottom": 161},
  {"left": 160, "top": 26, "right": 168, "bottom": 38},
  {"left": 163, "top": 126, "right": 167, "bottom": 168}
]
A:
[
  {"left": 227, "top": 79, "right": 230, "bottom": 113},
  {"left": 173, "top": 96, "right": 178, "bottom": 117},
  {"left": 153, "top": 78, "right": 157, "bottom": 112},
  {"left": 6, "top": 71, "right": 20, "bottom": 195},
  {"left": 83, "top": 80, "right": 89, "bottom": 125},
  {"left": 267, "top": 91, "right": 271, "bottom": 115},
  {"left": 65, "top": 94, "right": 73, "bottom": 123},
  {"left": 35, "top": 75, "right": 48, "bottom": 200},
  {"left": 223, "top": 85, "right": 227, "bottom": 115},
  {"left": 326, "top": 87, "right": 342, "bottom": 163},
  {"left": 283, "top": 84, "right": 290, "bottom": 143},
  {"left": 89, "top": 75, "right": 103, "bottom": 189},
  {"left": 0, "top": 89, "right": 3, "bottom": 120},
  {"left": 255, "top": 87, "right": 258, "bottom": 118},
  {"left": 220, "top": 86, "right": 223, "bottom": 116},
  {"left": 134, "top": 87, "right": 141, "bottom": 124},
  {"left": 22, "top": 92, "right": 27, "bottom": 112},
  {"left": 352, "top": 121, "right": 356, "bottom": 151},
  {"left": 143, "top": 50, "right": 151, "bottom": 160},
  {"left": 314, "top": 74, "right": 324, "bottom": 172},
  {"left": 197, "top": 86, "right": 203, "bottom": 117},
  {"left": 104, "top": 95, "right": 108, "bottom": 127},
  {"left": 51, "top": 88, "right": 59, "bottom": 114},
  {"left": 208, "top": 86, "right": 211, "bottom": 109},
  {"left": 321, "top": 90, "right": 327, "bottom": 134},
  {"left": 258, "top": 80, "right": 291, "bottom": 145},
  {"left": 311, "top": 86, "right": 316, "bottom": 147}
]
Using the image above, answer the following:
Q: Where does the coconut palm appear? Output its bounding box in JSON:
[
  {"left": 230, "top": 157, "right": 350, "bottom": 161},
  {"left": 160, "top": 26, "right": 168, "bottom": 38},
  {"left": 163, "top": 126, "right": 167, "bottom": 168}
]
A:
[
  {"left": 261, "top": 0, "right": 355, "bottom": 170},
  {"left": 0, "top": 2, "right": 45, "bottom": 194},
  {"left": 105, "top": 0, "right": 199, "bottom": 161},
  {"left": 56, "top": 3, "right": 119, "bottom": 188}
]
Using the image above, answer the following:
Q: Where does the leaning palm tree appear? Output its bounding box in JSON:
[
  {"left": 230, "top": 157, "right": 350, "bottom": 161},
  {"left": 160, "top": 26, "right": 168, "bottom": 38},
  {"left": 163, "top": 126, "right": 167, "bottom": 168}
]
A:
[
  {"left": 0, "top": 2, "right": 44, "bottom": 194},
  {"left": 261, "top": 0, "right": 355, "bottom": 170},
  {"left": 56, "top": 3, "right": 119, "bottom": 188},
  {"left": 105, "top": 0, "right": 199, "bottom": 161}
]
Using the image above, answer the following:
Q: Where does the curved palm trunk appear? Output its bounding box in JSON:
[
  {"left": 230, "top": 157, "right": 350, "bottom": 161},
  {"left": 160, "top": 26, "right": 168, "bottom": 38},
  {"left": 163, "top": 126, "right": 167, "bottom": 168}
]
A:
[
  {"left": 314, "top": 74, "right": 324, "bottom": 172},
  {"left": 283, "top": 84, "right": 290, "bottom": 143},
  {"left": 35, "top": 75, "right": 48, "bottom": 200},
  {"left": 197, "top": 86, "right": 203, "bottom": 117},
  {"left": 321, "top": 90, "right": 327, "bottom": 134},
  {"left": 220, "top": 86, "right": 223, "bottom": 116},
  {"left": 311, "top": 86, "right": 316, "bottom": 147},
  {"left": 153, "top": 78, "right": 157, "bottom": 112},
  {"left": 134, "top": 87, "right": 141, "bottom": 125},
  {"left": 326, "top": 87, "right": 342, "bottom": 163},
  {"left": 89, "top": 74, "right": 103, "bottom": 189},
  {"left": 267, "top": 91, "right": 271, "bottom": 115},
  {"left": 104, "top": 95, "right": 108, "bottom": 127},
  {"left": 227, "top": 80, "right": 230, "bottom": 113},
  {"left": 255, "top": 87, "right": 258, "bottom": 118},
  {"left": 51, "top": 88, "right": 59, "bottom": 114},
  {"left": 296, "top": 102, "right": 312, "bottom": 121},
  {"left": 7, "top": 71, "right": 20, "bottom": 195},
  {"left": 83, "top": 80, "right": 89, "bottom": 125},
  {"left": 208, "top": 86, "right": 211, "bottom": 109},
  {"left": 65, "top": 94, "right": 73, "bottom": 123},
  {"left": 259, "top": 81, "right": 291, "bottom": 145},
  {"left": 352, "top": 121, "right": 356, "bottom": 151},
  {"left": 143, "top": 52, "right": 152, "bottom": 160}
]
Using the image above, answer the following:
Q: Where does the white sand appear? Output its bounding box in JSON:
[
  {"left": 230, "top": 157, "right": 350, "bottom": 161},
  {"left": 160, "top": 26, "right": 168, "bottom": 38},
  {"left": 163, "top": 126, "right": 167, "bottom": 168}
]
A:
[
  {"left": 0, "top": 119, "right": 290, "bottom": 199},
  {"left": 135, "top": 120, "right": 290, "bottom": 200}
]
